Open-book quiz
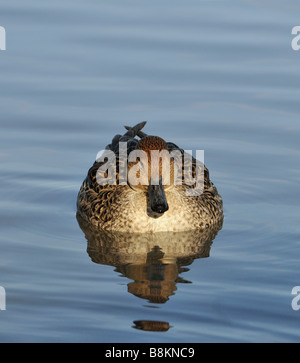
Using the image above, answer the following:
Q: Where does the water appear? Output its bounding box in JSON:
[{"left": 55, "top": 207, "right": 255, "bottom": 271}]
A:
[{"left": 0, "top": 0, "right": 300, "bottom": 342}]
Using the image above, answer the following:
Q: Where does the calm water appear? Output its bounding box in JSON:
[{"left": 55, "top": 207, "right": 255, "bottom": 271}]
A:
[{"left": 1, "top": 0, "right": 300, "bottom": 343}]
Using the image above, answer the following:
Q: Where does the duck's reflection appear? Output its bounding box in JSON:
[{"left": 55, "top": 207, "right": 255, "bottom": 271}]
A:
[{"left": 77, "top": 214, "right": 223, "bottom": 305}]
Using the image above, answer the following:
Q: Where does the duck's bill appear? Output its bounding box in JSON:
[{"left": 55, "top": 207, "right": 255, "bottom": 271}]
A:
[{"left": 148, "top": 178, "right": 169, "bottom": 214}]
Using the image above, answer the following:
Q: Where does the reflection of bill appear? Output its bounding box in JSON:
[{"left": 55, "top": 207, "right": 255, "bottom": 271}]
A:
[
  {"left": 0, "top": 26, "right": 6, "bottom": 51},
  {"left": 133, "top": 320, "right": 171, "bottom": 332},
  {"left": 0, "top": 286, "right": 6, "bottom": 311}
]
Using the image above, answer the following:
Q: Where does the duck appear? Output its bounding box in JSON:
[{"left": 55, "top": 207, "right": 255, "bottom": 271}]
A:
[{"left": 77, "top": 122, "right": 223, "bottom": 233}]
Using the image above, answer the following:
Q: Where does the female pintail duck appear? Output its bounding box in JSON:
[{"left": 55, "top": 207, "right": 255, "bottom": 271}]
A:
[{"left": 77, "top": 122, "right": 223, "bottom": 233}]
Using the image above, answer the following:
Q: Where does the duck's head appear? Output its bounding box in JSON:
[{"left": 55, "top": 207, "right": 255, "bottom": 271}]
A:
[{"left": 128, "top": 136, "right": 174, "bottom": 214}]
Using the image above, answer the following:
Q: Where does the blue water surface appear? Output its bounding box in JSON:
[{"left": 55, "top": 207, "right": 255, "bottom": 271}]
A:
[{"left": 0, "top": 0, "right": 300, "bottom": 342}]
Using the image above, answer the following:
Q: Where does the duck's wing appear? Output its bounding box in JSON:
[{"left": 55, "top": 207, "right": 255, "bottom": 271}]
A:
[
  {"left": 107, "top": 121, "right": 147, "bottom": 154},
  {"left": 165, "top": 141, "right": 212, "bottom": 192},
  {"left": 84, "top": 122, "right": 148, "bottom": 191},
  {"left": 124, "top": 121, "right": 148, "bottom": 140}
]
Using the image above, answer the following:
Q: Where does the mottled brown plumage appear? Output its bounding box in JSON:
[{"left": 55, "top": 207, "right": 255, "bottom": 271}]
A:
[{"left": 77, "top": 122, "right": 223, "bottom": 232}]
